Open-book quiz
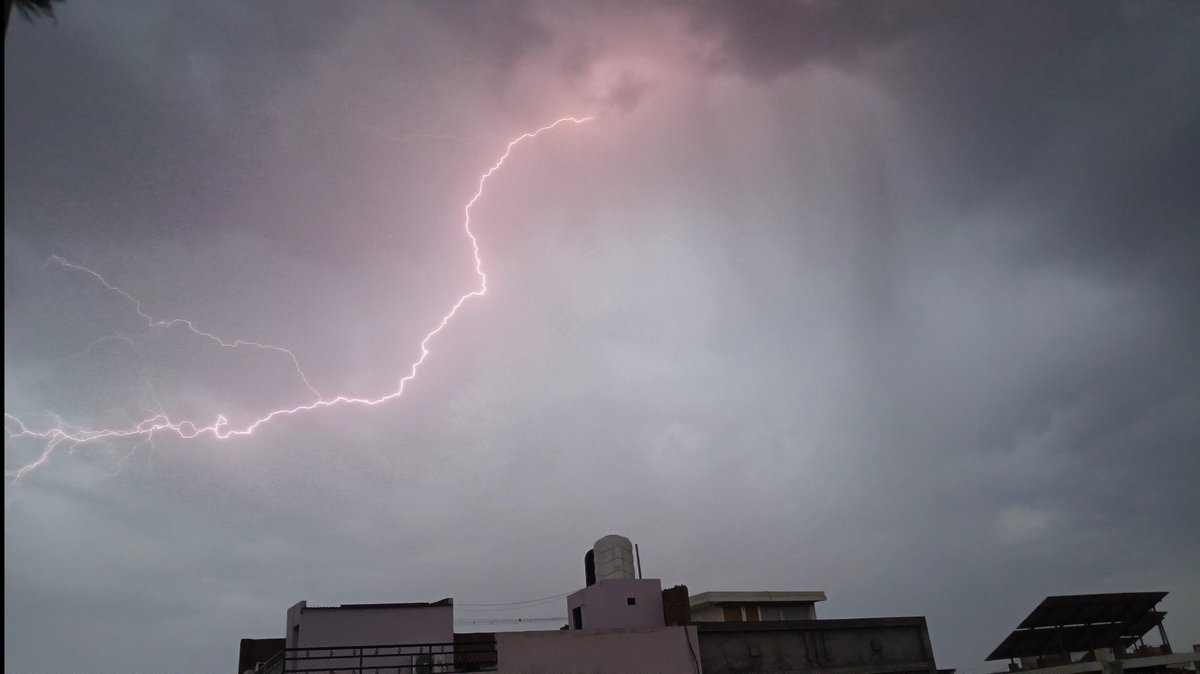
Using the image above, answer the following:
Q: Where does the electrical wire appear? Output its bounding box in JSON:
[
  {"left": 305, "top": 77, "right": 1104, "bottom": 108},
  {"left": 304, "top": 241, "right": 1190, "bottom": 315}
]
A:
[
  {"left": 454, "top": 616, "right": 567, "bottom": 625},
  {"left": 456, "top": 603, "right": 566, "bottom": 613},
  {"left": 683, "top": 625, "right": 701, "bottom": 674},
  {"left": 456, "top": 591, "right": 572, "bottom": 607},
  {"left": 456, "top": 596, "right": 570, "bottom": 612}
]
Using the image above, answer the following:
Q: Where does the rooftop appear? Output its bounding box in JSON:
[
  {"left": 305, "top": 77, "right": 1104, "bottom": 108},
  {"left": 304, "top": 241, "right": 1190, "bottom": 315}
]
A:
[
  {"left": 303, "top": 598, "right": 453, "bottom": 610},
  {"left": 690, "top": 591, "right": 828, "bottom": 608}
]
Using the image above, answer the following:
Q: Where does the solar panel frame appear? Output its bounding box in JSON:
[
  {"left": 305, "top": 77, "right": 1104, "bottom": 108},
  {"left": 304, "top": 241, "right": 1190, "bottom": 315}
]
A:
[
  {"left": 987, "top": 593, "right": 1168, "bottom": 661},
  {"left": 1017, "top": 592, "right": 1167, "bottom": 629}
]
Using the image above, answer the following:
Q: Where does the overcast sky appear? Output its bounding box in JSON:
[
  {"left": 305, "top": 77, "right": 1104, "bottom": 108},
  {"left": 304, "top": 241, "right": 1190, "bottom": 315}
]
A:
[{"left": 5, "top": 2, "right": 1199, "bottom": 672}]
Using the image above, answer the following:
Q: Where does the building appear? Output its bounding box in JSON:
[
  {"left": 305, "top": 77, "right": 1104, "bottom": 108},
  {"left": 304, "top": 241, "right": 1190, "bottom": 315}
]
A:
[
  {"left": 238, "top": 638, "right": 284, "bottom": 674},
  {"left": 287, "top": 598, "right": 454, "bottom": 651},
  {"left": 283, "top": 599, "right": 457, "bottom": 672},
  {"left": 695, "top": 616, "right": 941, "bottom": 674},
  {"left": 241, "top": 533, "right": 944, "bottom": 674},
  {"left": 567, "top": 577, "right": 665, "bottom": 630},
  {"left": 689, "top": 590, "right": 827, "bottom": 622},
  {"left": 567, "top": 534, "right": 664, "bottom": 630}
]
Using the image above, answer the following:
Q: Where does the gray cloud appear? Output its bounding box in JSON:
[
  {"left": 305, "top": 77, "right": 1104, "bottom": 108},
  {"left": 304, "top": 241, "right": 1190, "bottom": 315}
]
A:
[{"left": 685, "top": 0, "right": 939, "bottom": 76}]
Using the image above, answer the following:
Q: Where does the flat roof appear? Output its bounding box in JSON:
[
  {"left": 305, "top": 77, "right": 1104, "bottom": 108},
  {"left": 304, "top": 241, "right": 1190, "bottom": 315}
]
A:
[
  {"left": 690, "top": 591, "right": 827, "bottom": 608},
  {"left": 694, "top": 616, "right": 927, "bottom": 632},
  {"left": 306, "top": 598, "right": 453, "bottom": 610}
]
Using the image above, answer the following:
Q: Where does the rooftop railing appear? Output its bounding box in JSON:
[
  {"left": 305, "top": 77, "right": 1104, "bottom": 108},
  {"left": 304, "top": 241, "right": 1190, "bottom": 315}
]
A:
[{"left": 282, "top": 639, "right": 497, "bottom": 674}]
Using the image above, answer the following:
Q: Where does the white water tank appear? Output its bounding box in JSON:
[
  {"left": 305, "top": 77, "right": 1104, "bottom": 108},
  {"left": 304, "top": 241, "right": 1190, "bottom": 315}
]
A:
[{"left": 592, "top": 534, "right": 636, "bottom": 581}]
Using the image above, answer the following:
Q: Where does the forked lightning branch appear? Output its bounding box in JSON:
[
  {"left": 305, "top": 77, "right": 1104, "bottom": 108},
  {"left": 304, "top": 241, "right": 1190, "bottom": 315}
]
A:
[{"left": 5, "top": 116, "right": 594, "bottom": 483}]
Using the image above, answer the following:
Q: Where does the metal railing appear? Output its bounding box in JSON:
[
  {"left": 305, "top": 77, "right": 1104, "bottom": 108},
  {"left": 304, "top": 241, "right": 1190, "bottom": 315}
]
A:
[
  {"left": 283, "top": 640, "right": 497, "bottom": 674},
  {"left": 252, "top": 650, "right": 285, "bottom": 674}
]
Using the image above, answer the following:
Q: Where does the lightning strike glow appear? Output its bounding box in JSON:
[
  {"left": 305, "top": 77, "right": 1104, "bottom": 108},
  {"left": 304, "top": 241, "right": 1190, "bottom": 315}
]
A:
[{"left": 4, "top": 116, "right": 593, "bottom": 483}]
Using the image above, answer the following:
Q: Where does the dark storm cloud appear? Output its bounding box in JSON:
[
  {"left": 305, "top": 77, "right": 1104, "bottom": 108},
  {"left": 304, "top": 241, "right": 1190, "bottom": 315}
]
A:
[
  {"left": 675, "top": 0, "right": 1200, "bottom": 657},
  {"left": 684, "top": 0, "right": 1200, "bottom": 415},
  {"left": 692, "top": 1, "right": 1200, "bottom": 244},
  {"left": 881, "top": 2, "right": 1200, "bottom": 288},
  {"left": 426, "top": 0, "right": 551, "bottom": 69},
  {"left": 686, "top": 0, "right": 939, "bottom": 76},
  {"left": 3, "top": 2, "right": 358, "bottom": 250}
]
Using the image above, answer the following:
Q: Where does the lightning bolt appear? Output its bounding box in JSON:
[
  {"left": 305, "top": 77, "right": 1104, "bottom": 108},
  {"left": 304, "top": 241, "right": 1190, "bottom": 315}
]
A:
[
  {"left": 5, "top": 116, "right": 593, "bottom": 484},
  {"left": 45, "top": 254, "right": 322, "bottom": 401}
]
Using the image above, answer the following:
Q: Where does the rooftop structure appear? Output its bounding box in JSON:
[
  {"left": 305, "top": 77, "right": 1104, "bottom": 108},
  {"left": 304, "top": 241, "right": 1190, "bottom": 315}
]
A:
[
  {"left": 242, "top": 534, "right": 946, "bottom": 674},
  {"left": 695, "top": 616, "right": 941, "bottom": 674},
  {"left": 988, "top": 592, "right": 1199, "bottom": 674},
  {"left": 690, "top": 590, "right": 828, "bottom": 622}
]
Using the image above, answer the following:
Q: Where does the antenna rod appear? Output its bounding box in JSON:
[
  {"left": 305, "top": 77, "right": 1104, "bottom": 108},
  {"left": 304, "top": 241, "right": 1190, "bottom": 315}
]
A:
[{"left": 635, "top": 544, "right": 643, "bottom": 579}]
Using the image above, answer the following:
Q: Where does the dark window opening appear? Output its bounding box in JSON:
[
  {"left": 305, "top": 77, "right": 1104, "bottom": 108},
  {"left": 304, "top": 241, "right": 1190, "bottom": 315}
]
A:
[
  {"left": 627, "top": 597, "right": 637, "bottom": 606},
  {"left": 572, "top": 606, "right": 583, "bottom": 630}
]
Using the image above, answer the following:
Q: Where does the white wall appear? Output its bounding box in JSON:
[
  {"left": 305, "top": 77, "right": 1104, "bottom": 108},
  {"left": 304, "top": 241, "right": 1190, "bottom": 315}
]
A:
[{"left": 691, "top": 602, "right": 817, "bottom": 622}]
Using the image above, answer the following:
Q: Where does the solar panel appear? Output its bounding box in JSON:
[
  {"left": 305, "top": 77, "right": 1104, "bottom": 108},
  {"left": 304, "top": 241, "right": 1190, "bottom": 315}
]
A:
[
  {"left": 1017, "top": 593, "right": 1167, "bottom": 629},
  {"left": 988, "top": 625, "right": 1141, "bottom": 661},
  {"left": 987, "top": 593, "right": 1167, "bottom": 661},
  {"left": 1122, "top": 611, "right": 1168, "bottom": 639}
]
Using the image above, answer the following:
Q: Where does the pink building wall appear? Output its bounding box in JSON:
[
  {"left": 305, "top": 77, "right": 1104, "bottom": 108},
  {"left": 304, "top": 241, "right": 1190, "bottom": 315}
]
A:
[
  {"left": 495, "top": 626, "right": 700, "bottom": 674},
  {"left": 285, "top": 601, "right": 455, "bottom": 673},
  {"left": 567, "top": 578, "right": 664, "bottom": 630},
  {"left": 286, "top": 600, "right": 453, "bottom": 649}
]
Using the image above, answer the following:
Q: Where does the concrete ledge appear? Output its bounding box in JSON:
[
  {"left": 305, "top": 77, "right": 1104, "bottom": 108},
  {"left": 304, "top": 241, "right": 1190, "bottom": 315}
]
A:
[
  {"left": 1016, "top": 652, "right": 1200, "bottom": 674},
  {"left": 693, "top": 616, "right": 930, "bottom": 632}
]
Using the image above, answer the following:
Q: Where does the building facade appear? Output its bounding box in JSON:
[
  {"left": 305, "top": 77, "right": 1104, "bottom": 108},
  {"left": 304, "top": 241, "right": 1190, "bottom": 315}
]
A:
[
  {"left": 690, "top": 590, "right": 827, "bottom": 623},
  {"left": 241, "top": 534, "right": 945, "bottom": 674}
]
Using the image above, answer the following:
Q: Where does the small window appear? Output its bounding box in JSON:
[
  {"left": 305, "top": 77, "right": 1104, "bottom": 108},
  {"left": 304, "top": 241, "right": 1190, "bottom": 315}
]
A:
[{"left": 627, "top": 597, "right": 637, "bottom": 605}]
